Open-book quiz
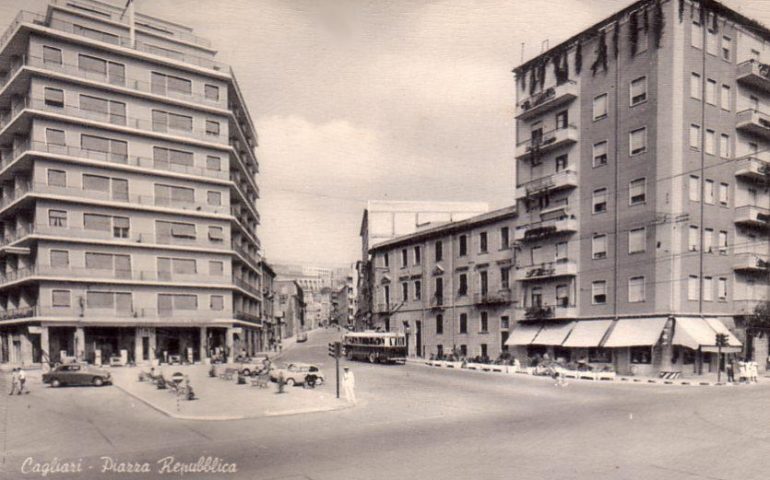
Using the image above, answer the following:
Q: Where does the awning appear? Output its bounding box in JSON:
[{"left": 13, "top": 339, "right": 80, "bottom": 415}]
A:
[
  {"left": 505, "top": 324, "right": 542, "bottom": 346},
  {"left": 705, "top": 317, "right": 742, "bottom": 347},
  {"left": 672, "top": 317, "right": 719, "bottom": 350},
  {"left": 562, "top": 320, "right": 612, "bottom": 348},
  {"left": 603, "top": 317, "right": 668, "bottom": 348},
  {"left": 531, "top": 322, "right": 574, "bottom": 346}
]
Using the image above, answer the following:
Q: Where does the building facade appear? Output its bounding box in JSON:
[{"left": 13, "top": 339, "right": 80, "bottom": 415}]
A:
[
  {"left": 511, "top": 0, "right": 768, "bottom": 376},
  {"left": 260, "top": 260, "right": 277, "bottom": 350},
  {"left": 274, "top": 279, "right": 304, "bottom": 341},
  {"left": 0, "top": 0, "right": 263, "bottom": 366},
  {"left": 369, "top": 206, "right": 517, "bottom": 360}
]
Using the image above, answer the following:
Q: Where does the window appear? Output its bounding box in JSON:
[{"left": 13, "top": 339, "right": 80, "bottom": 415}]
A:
[
  {"left": 459, "top": 235, "right": 467, "bottom": 256},
  {"left": 74, "top": 24, "right": 119, "bottom": 44},
  {"left": 50, "top": 250, "right": 69, "bottom": 267},
  {"left": 46, "top": 128, "right": 65, "bottom": 146},
  {"left": 500, "top": 227, "right": 509, "bottom": 249},
  {"left": 501, "top": 316, "right": 510, "bottom": 330},
  {"left": 155, "top": 184, "right": 194, "bottom": 206},
  {"left": 208, "top": 226, "right": 224, "bottom": 242},
  {"left": 81, "top": 134, "right": 127, "bottom": 162},
  {"left": 555, "top": 154, "right": 568, "bottom": 172},
  {"left": 593, "top": 94, "right": 608, "bottom": 120},
  {"left": 628, "top": 227, "right": 645, "bottom": 254},
  {"left": 706, "top": 26, "right": 717, "bottom": 55},
  {"left": 722, "top": 35, "right": 731, "bottom": 61},
  {"left": 592, "top": 234, "right": 608, "bottom": 259},
  {"left": 555, "top": 284, "right": 569, "bottom": 307},
  {"left": 692, "top": 20, "right": 703, "bottom": 49},
  {"left": 383, "top": 253, "right": 389, "bottom": 268},
  {"left": 384, "top": 285, "right": 390, "bottom": 306},
  {"left": 83, "top": 174, "right": 109, "bottom": 193},
  {"left": 628, "top": 276, "right": 645, "bottom": 303},
  {"left": 690, "top": 124, "right": 701, "bottom": 149},
  {"left": 207, "top": 191, "right": 222, "bottom": 206},
  {"left": 158, "top": 294, "right": 198, "bottom": 311},
  {"left": 688, "top": 275, "right": 699, "bottom": 300},
  {"left": 206, "top": 120, "right": 220, "bottom": 136},
  {"left": 43, "top": 46, "right": 62, "bottom": 65},
  {"left": 688, "top": 225, "right": 699, "bottom": 252},
  {"left": 480, "top": 312, "right": 488, "bottom": 333},
  {"left": 719, "top": 183, "right": 729, "bottom": 206},
  {"left": 458, "top": 273, "right": 468, "bottom": 296},
  {"left": 718, "top": 278, "right": 727, "bottom": 300},
  {"left": 399, "top": 248, "right": 408, "bottom": 267},
  {"left": 435, "top": 241, "right": 443, "bottom": 262},
  {"left": 84, "top": 213, "right": 111, "bottom": 232},
  {"left": 704, "top": 179, "right": 714, "bottom": 204},
  {"left": 706, "top": 79, "right": 716, "bottom": 105},
  {"left": 52, "top": 290, "right": 70, "bottom": 307},
  {"left": 80, "top": 94, "right": 126, "bottom": 125},
  {"left": 152, "top": 110, "right": 193, "bottom": 132},
  {"left": 531, "top": 287, "right": 543, "bottom": 307},
  {"left": 718, "top": 231, "right": 728, "bottom": 254},
  {"left": 720, "top": 134, "right": 730, "bottom": 158},
  {"left": 153, "top": 147, "right": 194, "bottom": 169},
  {"left": 459, "top": 314, "right": 468, "bottom": 334},
  {"left": 480, "top": 271, "right": 488, "bottom": 295},
  {"left": 206, "top": 155, "right": 221, "bottom": 171},
  {"left": 705, "top": 129, "right": 715, "bottom": 155},
  {"left": 501, "top": 266, "right": 510, "bottom": 290},
  {"left": 44, "top": 87, "right": 64, "bottom": 107},
  {"left": 210, "top": 295, "right": 224, "bottom": 311},
  {"left": 435, "top": 277, "right": 443, "bottom": 299},
  {"left": 629, "top": 127, "right": 646, "bottom": 155},
  {"left": 592, "top": 281, "right": 607, "bottom": 305},
  {"left": 555, "top": 241, "right": 567, "bottom": 261},
  {"left": 593, "top": 188, "right": 608, "bottom": 214},
  {"left": 414, "top": 246, "right": 421, "bottom": 264},
  {"left": 720, "top": 85, "right": 730, "bottom": 110},
  {"left": 204, "top": 84, "right": 220, "bottom": 101},
  {"left": 436, "top": 314, "right": 443, "bottom": 335},
  {"left": 49, "top": 209, "right": 67, "bottom": 227},
  {"left": 208, "top": 260, "right": 224, "bottom": 276},
  {"left": 78, "top": 54, "right": 124, "bottom": 85},
  {"left": 630, "top": 77, "right": 647, "bottom": 105},
  {"left": 704, "top": 228, "right": 713, "bottom": 253},
  {"left": 87, "top": 291, "right": 132, "bottom": 312},
  {"left": 631, "top": 346, "right": 652, "bottom": 364},
  {"left": 47, "top": 169, "right": 66, "bottom": 187},
  {"left": 479, "top": 232, "right": 488, "bottom": 253},
  {"left": 414, "top": 280, "right": 421, "bottom": 300},
  {"left": 593, "top": 141, "right": 608, "bottom": 167},
  {"left": 690, "top": 73, "right": 702, "bottom": 100},
  {"left": 150, "top": 72, "right": 192, "bottom": 96},
  {"left": 629, "top": 178, "right": 646, "bottom": 205},
  {"left": 689, "top": 176, "right": 700, "bottom": 201},
  {"left": 113, "top": 216, "right": 129, "bottom": 238},
  {"left": 401, "top": 282, "right": 408, "bottom": 301},
  {"left": 703, "top": 276, "right": 713, "bottom": 301},
  {"left": 555, "top": 110, "right": 568, "bottom": 129}
]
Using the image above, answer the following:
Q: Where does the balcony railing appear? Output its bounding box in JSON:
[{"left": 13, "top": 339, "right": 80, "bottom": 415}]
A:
[
  {"left": 736, "top": 108, "right": 770, "bottom": 140},
  {"left": 430, "top": 295, "right": 444, "bottom": 309},
  {"left": 515, "top": 169, "right": 578, "bottom": 198},
  {"left": 516, "top": 260, "right": 577, "bottom": 281},
  {"left": 736, "top": 59, "right": 770, "bottom": 93},
  {"left": 515, "top": 125, "right": 578, "bottom": 160},
  {"left": 520, "top": 304, "right": 577, "bottom": 321},
  {"left": 734, "top": 299, "right": 768, "bottom": 315},
  {"left": 734, "top": 252, "right": 770, "bottom": 272},
  {"left": 37, "top": 306, "right": 230, "bottom": 324},
  {"left": 735, "top": 154, "right": 770, "bottom": 182},
  {"left": 234, "top": 311, "right": 261, "bottom": 324},
  {"left": 516, "top": 81, "right": 578, "bottom": 120},
  {"left": 0, "top": 265, "right": 231, "bottom": 286},
  {"left": 473, "top": 289, "right": 513, "bottom": 305},
  {"left": 734, "top": 204, "right": 770, "bottom": 229},
  {"left": 233, "top": 276, "right": 261, "bottom": 297},
  {"left": 0, "top": 305, "right": 36, "bottom": 321},
  {"left": 514, "top": 215, "right": 578, "bottom": 242}
]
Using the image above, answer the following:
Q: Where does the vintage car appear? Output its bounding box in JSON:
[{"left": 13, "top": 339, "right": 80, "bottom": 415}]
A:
[
  {"left": 42, "top": 364, "right": 113, "bottom": 387},
  {"left": 296, "top": 332, "right": 308, "bottom": 343},
  {"left": 269, "top": 363, "right": 325, "bottom": 386},
  {"left": 235, "top": 355, "right": 271, "bottom": 376}
]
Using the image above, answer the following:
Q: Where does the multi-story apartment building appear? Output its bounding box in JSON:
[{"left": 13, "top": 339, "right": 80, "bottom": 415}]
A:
[
  {"left": 369, "top": 206, "right": 517, "bottom": 360},
  {"left": 0, "top": 0, "right": 262, "bottom": 366},
  {"left": 511, "top": 0, "right": 769, "bottom": 376},
  {"left": 275, "top": 279, "right": 305, "bottom": 341},
  {"left": 261, "top": 259, "right": 277, "bottom": 350}
]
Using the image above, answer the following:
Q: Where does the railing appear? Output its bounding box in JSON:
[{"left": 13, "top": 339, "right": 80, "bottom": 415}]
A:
[
  {"left": 516, "top": 169, "right": 578, "bottom": 196},
  {"left": 735, "top": 154, "right": 770, "bottom": 180},
  {"left": 524, "top": 305, "right": 554, "bottom": 319},
  {"left": 0, "top": 97, "right": 228, "bottom": 145},
  {"left": 0, "top": 12, "right": 44, "bottom": 56},
  {"left": 517, "top": 260, "right": 577, "bottom": 280},
  {"left": 0, "top": 181, "right": 32, "bottom": 210},
  {"left": 430, "top": 295, "right": 444, "bottom": 308},
  {"left": 516, "top": 124, "right": 578, "bottom": 148},
  {"left": 737, "top": 59, "right": 770, "bottom": 84},
  {"left": 517, "top": 81, "right": 578, "bottom": 115},
  {"left": 735, "top": 204, "right": 770, "bottom": 226},
  {"left": 37, "top": 305, "right": 229, "bottom": 323},
  {"left": 234, "top": 311, "right": 261, "bottom": 324},
  {"left": 0, "top": 305, "right": 36, "bottom": 321},
  {"left": 232, "top": 242, "right": 260, "bottom": 269},
  {"left": 734, "top": 252, "right": 770, "bottom": 271},
  {"left": 734, "top": 299, "right": 768, "bottom": 315},
  {"left": 0, "top": 264, "right": 231, "bottom": 286},
  {"left": 473, "top": 289, "right": 513, "bottom": 305},
  {"left": 233, "top": 276, "right": 261, "bottom": 297},
  {"left": 0, "top": 222, "right": 33, "bottom": 246}
]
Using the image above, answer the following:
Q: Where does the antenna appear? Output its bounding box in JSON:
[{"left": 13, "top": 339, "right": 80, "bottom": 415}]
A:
[{"left": 541, "top": 39, "right": 549, "bottom": 53}]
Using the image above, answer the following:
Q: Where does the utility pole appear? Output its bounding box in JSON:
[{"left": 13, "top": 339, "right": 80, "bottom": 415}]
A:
[{"left": 328, "top": 341, "right": 342, "bottom": 399}]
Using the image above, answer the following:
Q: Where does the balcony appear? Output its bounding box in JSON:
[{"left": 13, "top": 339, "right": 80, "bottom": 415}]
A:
[
  {"left": 736, "top": 109, "right": 770, "bottom": 140},
  {"left": 515, "top": 125, "right": 578, "bottom": 160},
  {"left": 520, "top": 304, "right": 577, "bottom": 321},
  {"left": 734, "top": 299, "right": 768, "bottom": 315},
  {"left": 735, "top": 204, "right": 770, "bottom": 229},
  {"left": 514, "top": 215, "right": 578, "bottom": 242},
  {"left": 473, "top": 289, "right": 513, "bottom": 305},
  {"left": 734, "top": 252, "right": 770, "bottom": 272},
  {"left": 430, "top": 295, "right": 444, "bottom": 309},
  {"left": 234, "top": 311, "right": 261, "bottom": 324},
  {"left": 233, "top": 276, "right": 261, "bottom": 298},
  {"left": 516, "top": 81, "right": 578, "bottom": 120},
  {"left": 515, "top": 169, "right": 578, "bottom": 199},
  {"left": 736, "top": 60, "right": 770, "bottom": 93},
  {"left": 735, "top": 155, "right": 770, "bottom": 182},
  {"left": 0, "top": 265, "right": 231, "bottom": 287},
  {"left": 516, "top": 260, "right": 577, "bottom": 281}
]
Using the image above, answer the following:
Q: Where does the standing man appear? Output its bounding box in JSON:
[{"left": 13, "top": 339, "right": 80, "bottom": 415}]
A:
[
  {"left": 8, "top": 368, "right": 19, "bottom": 395},
  {"left": 17, "top": 367, "right": 26, "bottom": 395},
  {"left": 342, "top": 367, "right": 356, "bottom": 404}
]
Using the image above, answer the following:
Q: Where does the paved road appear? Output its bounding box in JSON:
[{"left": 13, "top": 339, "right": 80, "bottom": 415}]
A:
[{"left": 2, "top": 329, "right": 769, "bottom": 479}]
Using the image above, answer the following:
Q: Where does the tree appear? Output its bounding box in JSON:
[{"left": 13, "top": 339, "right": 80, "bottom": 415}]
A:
[{"left": 746, "top": 301, "right": 770, "bottom": 337}]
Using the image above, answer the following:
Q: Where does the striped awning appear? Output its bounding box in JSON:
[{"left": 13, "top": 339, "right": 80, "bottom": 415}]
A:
[
  {"left": 602, "top": 317, "right": 668, "bottom": 348},
  {"left": 505, "top": 324, "right": 542, "bottom": 346},
  {"left": 531, "top": 322, "right": 575, "bottom": 346},
  {"left": 704, "top": 317, "right": 742, "bottom": 347},
  {"left": 673, "top": 317, "right": 720, "bottom": 350},
  {"left": 562, "top": 320, "right": 612, "bottom": 348}
]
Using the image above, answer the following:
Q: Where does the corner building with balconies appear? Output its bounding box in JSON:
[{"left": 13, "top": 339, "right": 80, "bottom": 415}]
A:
[
  {"left": 511, "top": 0, "right": 769, "bottom": 376},
  {"left": 0, "top": 0, "right": 263, "bottom": 366}
]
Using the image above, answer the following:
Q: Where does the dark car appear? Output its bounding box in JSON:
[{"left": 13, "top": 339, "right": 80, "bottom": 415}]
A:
[{"left": 42, "top": 364, "right": 112, "bottom": 387}]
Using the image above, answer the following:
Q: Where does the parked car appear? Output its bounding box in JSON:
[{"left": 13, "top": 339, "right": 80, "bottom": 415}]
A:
[
  {"left": 297, "top": 332, "right": 308, "bottom": 343},
  {"left": 42, "top": 364, "right": 112, "bottom": 387},
  {"left": 270, "top": 363, "right": 325, "bottom": 386},
  {"left": 235, "top": 355, "right": 271, "bottom": 376}
]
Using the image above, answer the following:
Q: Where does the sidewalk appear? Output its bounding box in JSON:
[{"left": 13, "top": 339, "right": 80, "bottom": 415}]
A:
[{"left": 110, "top": 365, "right": 352, "bottom": 421}]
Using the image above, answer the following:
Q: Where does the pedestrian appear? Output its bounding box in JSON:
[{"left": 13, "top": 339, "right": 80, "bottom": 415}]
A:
[
  {"left": 726, "top": 356, "right": 735, "bottom": 383},
  {"left": 750, "top": 361, "right": 758, "bottom": 383},
  {"left": 342, "top": 367, "right": 356, "bottom": 404},
  {"left": 17, "top": 367, "right": 25, "bottom": 395},
  {"left": 8, "top": 368, "right": 19, "bottom": 395}
]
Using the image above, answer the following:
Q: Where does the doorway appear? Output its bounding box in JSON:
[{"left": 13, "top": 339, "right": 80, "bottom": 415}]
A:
[{"left": 416, "top": 321, "right": 422, "bottom": 358}]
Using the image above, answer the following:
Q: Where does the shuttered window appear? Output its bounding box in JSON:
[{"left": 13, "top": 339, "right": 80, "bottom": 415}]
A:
[
  {"left": 210, "top": 295, "right": 224, "bottom": 311},
  {"left": 50, "top": 250, "right": 69, "bottom": 267},
  {"left": 84, "top": 213, "right": 111, "bottom": 231},
  {"left": 52, "top": 290, "right": 70, "bottom": 307}
]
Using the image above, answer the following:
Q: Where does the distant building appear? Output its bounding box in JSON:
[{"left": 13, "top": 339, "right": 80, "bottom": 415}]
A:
[
  {"left": 368, "top": 206, "right": 517, "bottom": 360},
  {"left": 274, "top": 279, "right": 304, "bottom": 340},
  {"left": 260, "top": 260, "right": 277, "bottom": 350}
]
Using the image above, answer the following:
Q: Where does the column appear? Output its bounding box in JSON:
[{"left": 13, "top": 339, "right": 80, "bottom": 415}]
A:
[
  {"left": 226, "top": 327, "right": 235, "bottom": 363},
  {"left": 134, "top": 328, "right": 144, "bottom": 366},
  {"left": 74, "top": 327, "right": 85, "bottom": 362},
  {"left": 40, "top": 326, "right": 49, "bottom": 366},
  {"left": 148, "top": 328, "right": 157, "bottom": 365},
  {"left": 199, "top": 327, "right": 208, "bottom": 364}
]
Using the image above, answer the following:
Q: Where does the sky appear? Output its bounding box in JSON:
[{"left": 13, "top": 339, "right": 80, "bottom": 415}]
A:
[{"left": 2, "top": 0, "right": 770, "bottom": 267}]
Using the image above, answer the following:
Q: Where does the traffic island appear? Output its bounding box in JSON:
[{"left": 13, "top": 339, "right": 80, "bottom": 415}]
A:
[{"left": 110, "top": 365, "right": 353, "bottom": 421}]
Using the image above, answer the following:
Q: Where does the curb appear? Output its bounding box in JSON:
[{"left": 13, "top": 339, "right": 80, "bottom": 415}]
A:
[{"left": 264, "top": 402, "right": 353, "bottom": 417}]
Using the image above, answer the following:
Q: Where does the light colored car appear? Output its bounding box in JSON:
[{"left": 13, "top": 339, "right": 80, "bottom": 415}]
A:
[
  {"left": 42, "top": 364, "right": 112, "bottom": 387},
  {"left": 269, "top": 363, "right": 325, "bottom": 386},
  {"left": 235, "top": 355, "right": 271, "bottom": 376},
  {"left": 297, "top": 332, "right": 308, "bottom": 343}
]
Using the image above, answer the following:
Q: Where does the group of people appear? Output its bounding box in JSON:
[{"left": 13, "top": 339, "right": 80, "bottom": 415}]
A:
[
  {"left": 726, "top": 358, "right": 760, "bottom": 383},
  {"left": 8, "top": 367, "right": 26, "bottom": 395}
]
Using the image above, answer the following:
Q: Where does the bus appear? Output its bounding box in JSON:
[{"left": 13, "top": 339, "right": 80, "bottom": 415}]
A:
[{"left": 342, "top": 331, "right": 407, "bottom": 364}]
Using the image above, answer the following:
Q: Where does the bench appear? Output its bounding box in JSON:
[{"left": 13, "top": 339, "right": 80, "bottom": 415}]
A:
[{"left": 219, "top": 368, "right": 238, "bottom": 381}]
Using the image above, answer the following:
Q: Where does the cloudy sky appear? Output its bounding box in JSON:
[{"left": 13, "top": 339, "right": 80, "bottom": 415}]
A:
[{"left": 3, "top": 0, "right": 769, "bottom": 267}]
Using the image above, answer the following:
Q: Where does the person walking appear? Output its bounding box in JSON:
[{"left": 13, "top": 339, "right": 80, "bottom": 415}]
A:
[
  {"left": 726, "top": 356, "right": 735, "bottom": 383},
  {"left": 8, "top": 368, "right": 19, "bottom": 395},
  {"left": 342, "top": 367, "right": 356, "bottom": 404},
  {"left": 17, "top": 367, "right": 26, "bottom": 395}
]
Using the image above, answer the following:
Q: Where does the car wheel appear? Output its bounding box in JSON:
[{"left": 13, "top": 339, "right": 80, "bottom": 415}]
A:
[
  {"left": 242, "top": 369, "right": 250, "bottom": 377},
  {"left": 93, "top": 377, "right": 104, "bottom": 387},
  {"left": 368, "top": 353, "right": 377, "bottom": 364},
  {"left": 286, "top": 378, "right": 295, "bottom": 387},
  {"left": 51, "top": 379, "right": 61, "bottom": 388}
]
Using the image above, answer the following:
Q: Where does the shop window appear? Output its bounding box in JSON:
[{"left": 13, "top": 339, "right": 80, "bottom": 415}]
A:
[
  {"left": 630, "top": 346, "right": 652, "bottom": 364},
  {"left": 588, "top": 348, "right": 611, "bottom": 363}
]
